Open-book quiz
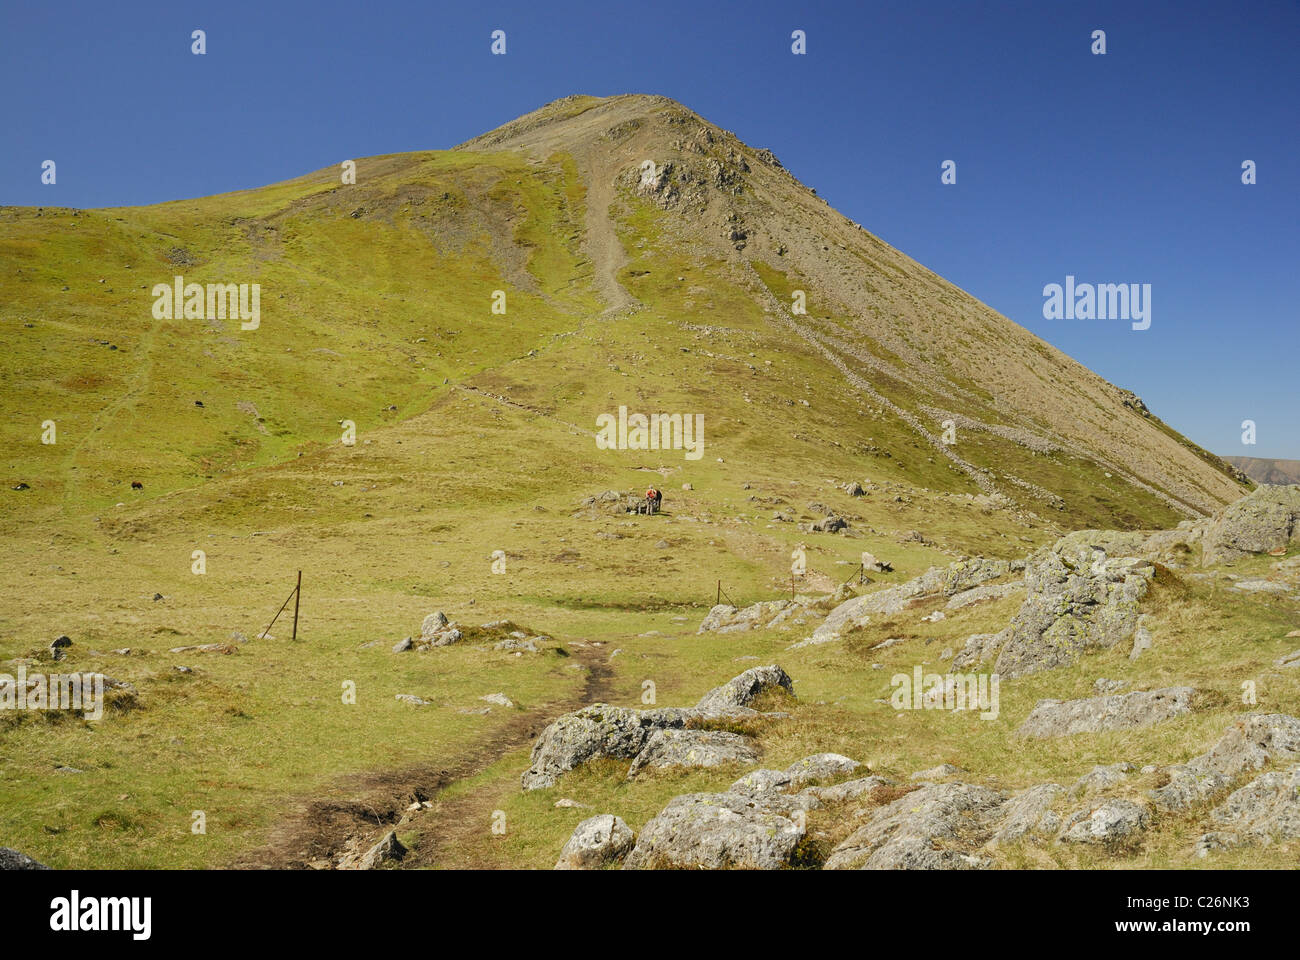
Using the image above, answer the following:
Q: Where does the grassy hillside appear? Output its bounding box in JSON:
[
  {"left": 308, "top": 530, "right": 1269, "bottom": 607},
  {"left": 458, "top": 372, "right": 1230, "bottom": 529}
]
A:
[{"left": 2, "top": 95, "right": 1277, "bottom": 871}]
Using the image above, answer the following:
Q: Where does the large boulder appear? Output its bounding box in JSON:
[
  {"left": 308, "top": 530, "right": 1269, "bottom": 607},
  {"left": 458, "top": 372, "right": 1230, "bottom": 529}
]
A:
[
  {"left": 521, "top": 704, "right": 691, "bottom": 790},
  {"left": 623, "top": 792, "right": 805, "bottom": 870},
  {"left": 1016, "top": 687, "right": 1195, "bottom": 738},
  {"left": 823, "top": 782, "right": 1005, "bottom": 870},
  {"left": 554, "top": 815, "right": 635, "bottom": 870},
  {"left": 1201, "top": 485, "right": 1300, "bottom": 565},
  {"left": 694, "top": 665, "right": 794, "bottom": 714}
]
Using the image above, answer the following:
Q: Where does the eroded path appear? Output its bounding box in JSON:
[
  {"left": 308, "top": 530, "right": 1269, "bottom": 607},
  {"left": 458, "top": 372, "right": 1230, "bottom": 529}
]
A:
[{"left": 236, "top": 642, "right": 612, "bottom": 870}]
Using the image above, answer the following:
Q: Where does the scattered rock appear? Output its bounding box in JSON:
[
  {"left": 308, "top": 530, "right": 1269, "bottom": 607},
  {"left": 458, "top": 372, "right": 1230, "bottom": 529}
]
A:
[
  {"left": 555, "top": 814, "right": 635, "bottom": 870},
  {"left": 480, "top": 692, "right": 514, "bottom": 708},
  {"left": 339, "top": 831, "right": 406, "bottom": 870}
]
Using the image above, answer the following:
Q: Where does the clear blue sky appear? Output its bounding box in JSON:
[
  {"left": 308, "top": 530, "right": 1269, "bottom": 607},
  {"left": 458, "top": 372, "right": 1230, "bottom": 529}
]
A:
[{"left": 4, "top": 0, "right": 1296, "bottom": 457}]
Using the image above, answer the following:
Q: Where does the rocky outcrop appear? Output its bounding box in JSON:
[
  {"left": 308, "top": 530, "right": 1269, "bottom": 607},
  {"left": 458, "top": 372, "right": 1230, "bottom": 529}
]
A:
[
  {"left": 1200, "top": 764, "right": 1300, "bottom": 852},
  {"left": 1150, "top": 713, "right": 1300, "bottom": 813},
  {"left": 1060, "top": 799, "right": 1149, "bottom": 844},
  {"left": 693, "top": 664, "right": 794, "bottom": 713},
  {"left": 989, "top": 541, "right": 1156, "bottom": 677},
  {"left": 1200, "top": 484, "right": 1300, "bottom": 565},
  {"left": 824, "top": 782, "right": 1005, "bottom": 870},
  {"left": 800, "top": 558, "right": 1017, "bottom": 648},
  {"left": 698, "top": 586, "right": 854, "bottom": 635},
  {"left": 1016, "top": 687, "right": 1195, "bottom": 738},
  {"left": 555, "top": 815, "right": 635, "bottom": 869},
  {"left": 521, "top": 665, "right": 793, "bottom": 789},
  {"left": 624, "top": 729, "right": 760, "bottom": 778},
  {"left": 623, "top": 791, "right": 806, "bottom": 870}
]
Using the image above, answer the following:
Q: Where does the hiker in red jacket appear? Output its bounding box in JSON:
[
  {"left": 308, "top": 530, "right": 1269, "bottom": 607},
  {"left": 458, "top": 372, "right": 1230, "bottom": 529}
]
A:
[{"left": 645, "top": 487, "right": 662, "bottom": 514}]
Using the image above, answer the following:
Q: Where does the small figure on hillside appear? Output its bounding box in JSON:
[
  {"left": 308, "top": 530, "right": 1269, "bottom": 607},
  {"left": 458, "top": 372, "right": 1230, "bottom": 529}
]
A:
[
  {"left": 131, "top": 481, "right": 143, "bottom": 490},
  {"left": 645, "top": 487, "right": 662, "bottom": 514}
]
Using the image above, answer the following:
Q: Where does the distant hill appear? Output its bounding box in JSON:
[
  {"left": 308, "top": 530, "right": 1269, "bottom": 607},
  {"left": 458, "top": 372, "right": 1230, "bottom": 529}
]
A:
[{"left": 1223, "top": 456, "right": 1300, "bottom": 486}]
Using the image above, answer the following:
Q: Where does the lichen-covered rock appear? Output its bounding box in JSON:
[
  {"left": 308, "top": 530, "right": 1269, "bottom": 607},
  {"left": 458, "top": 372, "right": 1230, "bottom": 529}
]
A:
[
  {"left": 988, "top": 783, "right": 1064, "bottom": 845},
  {"left": 949, "top": 633, "right": 1001, "bottom": 670},
  {"left": 623, "top": 792, "right": 805, "bottom": 869},
  {"left": 1151, "top": 713, "right": 1300, "bottom": 812},
  {"left": 802, "top": 775, "right": 896, "bottom": 804},
  {"left": 554, "top": 814, "right": 635, "bottom": 870},
  {"left": 626, "top": 728, "right": 760, "bottom": 778},
  {"left": 1060, "top": 799, "right": 1149, "bottom": 844},
  {"left": 1201, "top": 485, "right": 1300, "bottom": 565},
  {"left": 823, "top": 782, "right": 1004, "bottom": 870},
  {"left": 1069, "top": 762, "right": 1136, "bottom": 797},
  {"left": 1017, "top": 687, "right": 1195, "bottom": 738},
  {"left": 522, "top": 704, "right": 688, "bottom": 790},
  {"left": 694, "top": 664, "right": 794, "bottom": 714},
  {"left": 784, "top": 753, "right": 860, "bottom": 787},
  {"left": 992, "top": 541, "right": 1156, "bottom": 678},
  {"left": 1200, "top": 764, "right": 1300, "bottom": 852}
]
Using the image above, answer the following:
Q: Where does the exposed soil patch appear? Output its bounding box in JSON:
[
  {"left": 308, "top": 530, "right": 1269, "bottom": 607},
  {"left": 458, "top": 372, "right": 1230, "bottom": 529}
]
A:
[{"left": 235, "top": 643, "right": 613, "bottom": 869}]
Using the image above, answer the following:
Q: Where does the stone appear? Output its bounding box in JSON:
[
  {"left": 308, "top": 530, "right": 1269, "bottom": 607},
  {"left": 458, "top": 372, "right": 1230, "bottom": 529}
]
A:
[
  {"left": 480, "top": 692, "right": 514, "bottom": 708},
  {"left": 623, "top": 792, "right": 804, "bottom": 870},
  {"left": 421, "top": 611, "right": 450, "bottom": 637},
  {"left": 522, "top": 704, "right": 687, "bottom": 790},
  {"left": 1017, "top": 687, "right": 1195, "bottom": 738},
  {"left": 1203, "top": 764, "right": 1300, "bottom": 849},
  {"left": 993, "top": 541, "right": 1156, "bottom": 677},
  {"left": 494, "top": 637, "right": 539, "bottom": 653},
  {"left": 626, "top": 729, "right": 760, "bottom": 778},
  {"left": 392, "top": 637, "right": 413, "bottom": 653},
  {"left": 555, "top": 814, "right": 635, "bottom": 870},
  {"left": 784, "top": 753, "right": 860, "bottom": 786},
  {"left": 694, "top": 664, "right": 794, "bottom": 714},
  {"left": 1069, "top": 762, "right": 1136, "bottom": 797},
  {"left": 988, "top": 783, "right": 1064, "bottom": 844},
  {"left": 1093, "top": 678, "right": 1130, "bottom": 695},
  {"left": 824, "top": 782, "right": 1004, "bottom": 870},
  {"left": 1151, "top": 713, "right": 1300, "bottom": 812},
  {"left": 395, "top": 694, "right": 428, "bottom": 706},
  {"left": 0, "top": 848, "right": 49, "bottom": 870},
  {"left": 340, "top": 830, "right": 406, "bottom": 870},
  {"left": 1060, "top": 799, "right": 1149, "bottom": 844},
  {"left": 1201, "top": 485, "right": 1300, "bottom": 565}
]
